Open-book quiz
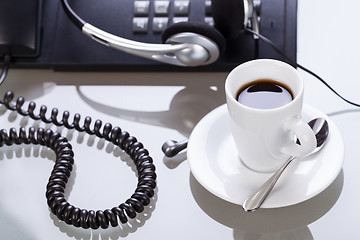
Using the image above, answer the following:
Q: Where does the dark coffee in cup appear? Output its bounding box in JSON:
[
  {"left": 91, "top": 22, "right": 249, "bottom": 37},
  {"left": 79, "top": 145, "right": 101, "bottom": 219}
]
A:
[{"left": 236, "top": 79, "right": 294, "bottom": 109}]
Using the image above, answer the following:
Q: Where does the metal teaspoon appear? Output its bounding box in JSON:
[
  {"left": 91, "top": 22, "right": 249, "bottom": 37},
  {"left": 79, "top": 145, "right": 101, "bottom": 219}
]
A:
[{"left": 242, "top": 117, "right": 329, "bottom": 212}]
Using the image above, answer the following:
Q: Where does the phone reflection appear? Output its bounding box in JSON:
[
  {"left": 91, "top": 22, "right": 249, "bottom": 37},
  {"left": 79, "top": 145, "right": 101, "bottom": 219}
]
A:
[
  {"left": 74, "top": 75, "right": 226, "bottom": 137},
  {"left": 190, "top": 170, "right": 343, "bottom": 240}
]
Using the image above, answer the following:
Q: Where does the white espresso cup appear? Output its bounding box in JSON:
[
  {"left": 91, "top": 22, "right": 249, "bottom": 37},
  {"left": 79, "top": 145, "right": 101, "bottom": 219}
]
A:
[{"left": 225, "top": 59, "right": 317, "bottom": 172}]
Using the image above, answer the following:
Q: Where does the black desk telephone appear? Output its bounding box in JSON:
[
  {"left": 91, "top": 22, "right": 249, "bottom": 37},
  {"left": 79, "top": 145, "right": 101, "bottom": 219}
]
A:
[{"left": 0, "top": 0, "right": 297, "bottom": 71}]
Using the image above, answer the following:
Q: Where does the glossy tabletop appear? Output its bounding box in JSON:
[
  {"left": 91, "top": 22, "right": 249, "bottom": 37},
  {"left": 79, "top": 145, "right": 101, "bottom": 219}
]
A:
[{"left": 0, "top": 1, "right": 359, "bottom": 239}]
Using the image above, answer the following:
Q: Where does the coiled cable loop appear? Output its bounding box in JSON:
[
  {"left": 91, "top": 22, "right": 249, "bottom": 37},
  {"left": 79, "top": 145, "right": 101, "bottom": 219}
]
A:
[{"left": 0, "top": 91, "right": 157, "bottom": 229}]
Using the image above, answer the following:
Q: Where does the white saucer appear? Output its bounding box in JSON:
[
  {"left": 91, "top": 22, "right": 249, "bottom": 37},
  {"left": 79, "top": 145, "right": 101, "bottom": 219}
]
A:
[{"left": 187, "top": 104, "right": 344, "bottom": 208}]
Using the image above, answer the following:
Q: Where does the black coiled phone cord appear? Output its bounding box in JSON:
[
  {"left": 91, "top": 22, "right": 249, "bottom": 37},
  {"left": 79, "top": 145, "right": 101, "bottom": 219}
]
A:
[{"left": 0, "top": 91, "right": 157, "bottom": 230}]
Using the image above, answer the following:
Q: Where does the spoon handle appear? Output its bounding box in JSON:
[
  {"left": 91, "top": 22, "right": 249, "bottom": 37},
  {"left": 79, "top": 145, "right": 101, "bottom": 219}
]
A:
[{"left": 242, "top": 156, "right": 295, "bottom": 212}]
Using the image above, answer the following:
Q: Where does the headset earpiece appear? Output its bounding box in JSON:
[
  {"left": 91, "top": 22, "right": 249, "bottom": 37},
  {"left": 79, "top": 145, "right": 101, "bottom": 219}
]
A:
[
  {"left": 162, "top": 22, "right": 226, "bottom": 55},
  {"left": 211, "top": 0, "right": 246, "bottom": 39}
]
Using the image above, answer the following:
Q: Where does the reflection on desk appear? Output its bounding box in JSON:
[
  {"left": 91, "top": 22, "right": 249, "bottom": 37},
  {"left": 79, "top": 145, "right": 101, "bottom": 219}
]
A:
[{"left": 190, "top": 171, "right": 344, "bottom": 239}]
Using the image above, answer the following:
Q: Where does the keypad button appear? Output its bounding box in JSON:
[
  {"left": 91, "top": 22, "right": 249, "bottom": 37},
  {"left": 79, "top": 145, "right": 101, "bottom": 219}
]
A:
[
  {"left": 153, "top": 17, "right": 169, "bottom": 33},
  {"left": 134, "top": 1, "right": 150, "bottom": 16},
  {"left": 133, "top": 17, "right": 149, "bottom": 33},
  {"left": 173, "top": 17, "right": 189, "bottom": 24},
  {"left": 205, "top": 0, "right": 212, "bottom": 16},
  {"left": 204, "top": 17, "right": 214, "bottom": 27},
  {"left": 174, "top": 1, "right": 190, "bottom": 16},
  {"left": 154, "top": 1, "right": 170, "bottom": 15}
]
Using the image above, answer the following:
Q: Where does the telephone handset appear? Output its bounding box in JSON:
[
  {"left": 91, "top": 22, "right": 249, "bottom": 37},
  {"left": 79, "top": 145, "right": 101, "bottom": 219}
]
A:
[{"left": 0, "top": 0, "right": 42, "bottom": 57}]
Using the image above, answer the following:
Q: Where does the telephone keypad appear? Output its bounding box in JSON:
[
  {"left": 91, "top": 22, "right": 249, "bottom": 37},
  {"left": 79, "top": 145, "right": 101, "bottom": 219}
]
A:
[{"left": 133, "top": 0, "right": 211, "bottom": 34}]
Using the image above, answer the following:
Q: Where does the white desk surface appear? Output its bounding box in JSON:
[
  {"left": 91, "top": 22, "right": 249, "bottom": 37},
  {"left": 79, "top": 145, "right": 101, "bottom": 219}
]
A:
[{"left": 1, "top": 1, "right": 360, "bottom": 239}]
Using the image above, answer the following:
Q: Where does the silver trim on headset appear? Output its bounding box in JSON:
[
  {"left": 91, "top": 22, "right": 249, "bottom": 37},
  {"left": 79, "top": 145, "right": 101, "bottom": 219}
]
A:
[
  {"left": 245, "top": 0, "right": 260, "bottom": 39},
  {"left": 82, "top": 23, "right": 219, "bottom": 67}
]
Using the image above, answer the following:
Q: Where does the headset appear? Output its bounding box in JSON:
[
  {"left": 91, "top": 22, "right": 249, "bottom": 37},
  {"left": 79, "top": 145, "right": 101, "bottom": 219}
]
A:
[
  {"left": 61, "top": 0, "right": 259, "bottom": 67},
  {"left": 61, "top": 0, "right": 360, "bottom": 113}
]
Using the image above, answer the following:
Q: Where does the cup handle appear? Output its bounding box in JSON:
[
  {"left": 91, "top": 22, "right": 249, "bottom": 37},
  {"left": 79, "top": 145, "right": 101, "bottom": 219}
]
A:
[{"left": 281, "top": 118, "right": 317, "bottom": 157}]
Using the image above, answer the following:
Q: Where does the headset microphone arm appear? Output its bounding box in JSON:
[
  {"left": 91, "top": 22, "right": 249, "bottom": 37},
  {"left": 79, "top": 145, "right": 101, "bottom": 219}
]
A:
[{"left": 82, "top": 23, "right": 220, "bottom": 67}]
